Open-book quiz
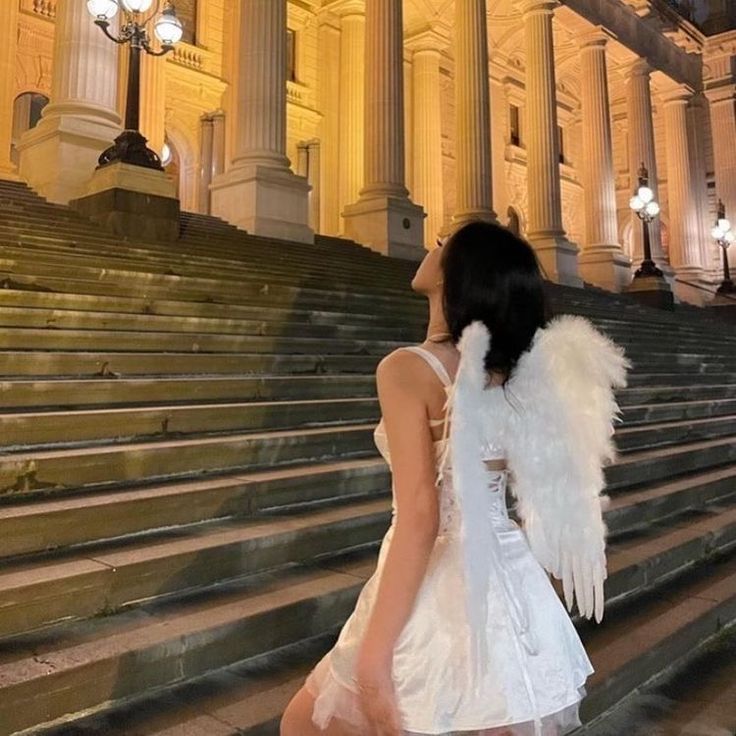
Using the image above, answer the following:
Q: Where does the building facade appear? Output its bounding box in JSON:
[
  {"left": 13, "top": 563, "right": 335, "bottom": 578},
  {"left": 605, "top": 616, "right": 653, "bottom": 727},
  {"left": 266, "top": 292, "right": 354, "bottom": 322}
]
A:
[{"left": 1, "top": 0, "right": 735, "bottom": 297}]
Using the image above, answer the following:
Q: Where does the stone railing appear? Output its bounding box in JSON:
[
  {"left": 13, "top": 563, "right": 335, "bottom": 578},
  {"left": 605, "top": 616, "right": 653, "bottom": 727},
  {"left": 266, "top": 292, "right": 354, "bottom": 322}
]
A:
[
  {"left": 171, "top": 43, "right": 206, "bottom": 71},
  {"left": 21, "top": 0, "right": 56, "bottom": 18}
]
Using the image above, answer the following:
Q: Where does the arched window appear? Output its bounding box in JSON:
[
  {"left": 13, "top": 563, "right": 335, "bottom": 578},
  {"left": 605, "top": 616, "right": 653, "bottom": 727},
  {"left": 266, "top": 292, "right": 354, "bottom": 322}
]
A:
[
  {"left": 162, "top": 138, "right": 180, "bottom": 198},
  {"left": 10, "top": 92, "right": 49, "bottom": 165},
  {"left": 175, "top": 0, "right": 197, "bottom": 45},
  {"left": 507, "top": 207, "right": 521, "bottom": 236}
]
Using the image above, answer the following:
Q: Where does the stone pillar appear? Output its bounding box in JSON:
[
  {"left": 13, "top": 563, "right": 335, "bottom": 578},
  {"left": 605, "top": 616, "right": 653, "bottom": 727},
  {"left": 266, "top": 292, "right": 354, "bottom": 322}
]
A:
[
  {"left": 211, "top": 0, "right": 312, "bottom": 243},
  {"left": 0, "top": 1, "right": 20, "bottom": 178},
  {"left": 408, "top": 30, "right": 445, "bottom": 249},
  {"left": 317, "top": 11, "right": 341, "bottom": 236},
  {"left": 663, "top": 87, "right": 703, "bottom": 280},
  {"left": 297, "top": 139, "right": 321, "bottom": 232},
  {"left": 17, "top": 0, "right": 121, "bottom": 203},
  {"left": 626, "top": 59, "right": 666, "bottom": 265},
  {"left": 199, "top": 114, "right": 215, "bottom": 213},
  {"left": 343, "top": 0, "right": 424, "bottom": 259},
  {"left": 335, "top": 1, "right": 365, "bottom": 233},
  {"left": 687, "top": 98, "right": 714, "bottom": 275},
  {"left": 140, "top": 51, "right": 167, "bottom": 160},
  {"left": 521, "top": 0, "right": 580, "bottom": 286},
  {"left": 453, "top": 0, "right": 496, "bottom": 226},
  {"left": 706, "top": 84, "right": 736, "bottom": 263},
  {"left": 577, "top": 30, "right": 630, "bottom": 291}
]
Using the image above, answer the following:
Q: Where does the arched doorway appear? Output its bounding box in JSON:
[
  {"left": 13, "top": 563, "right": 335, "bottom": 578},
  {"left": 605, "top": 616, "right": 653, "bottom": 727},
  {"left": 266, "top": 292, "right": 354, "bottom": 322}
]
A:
[
  {"left": 161, "top": 138, "right": 180, "bottom": 198},
  {"left": 11, "top": 92, "right": 49, "bottom": 165}
]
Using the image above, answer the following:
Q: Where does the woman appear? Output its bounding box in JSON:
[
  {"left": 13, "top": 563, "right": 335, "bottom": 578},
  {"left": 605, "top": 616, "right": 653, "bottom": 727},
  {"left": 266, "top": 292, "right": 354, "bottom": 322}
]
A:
[{"left": 281, "top": 221, "right": 628, "bottom": 736}]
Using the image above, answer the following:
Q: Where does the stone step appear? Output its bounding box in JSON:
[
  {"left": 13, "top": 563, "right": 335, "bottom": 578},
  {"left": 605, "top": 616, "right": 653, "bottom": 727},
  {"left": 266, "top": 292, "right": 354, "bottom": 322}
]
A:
[
  {"left": 4, "top": 375, "right": 732, "bottom": 411},
  {"left": 0, "top": 424, "right": 377, "bottom": 498},
  {"left": 626, "top": 372, "right": 736, "bottom": 388},
  {"left": 614, "top": 415, "right": 736, "bottom": 451},
  {"left": 0, "top": 350, "right": 383, "bottom": 378},
  {"left": 2, "top": 400, "right": 732, "bottom": 455},
  {"left": 0, "top": 375, "right": 377, "bottom": 410},
  {"left": 0, "top": 288, "right": 425, "bottom": 332},
  {"left": 0, "top": 459, "right": 390, "bottom": 558},
  {"left": 607, "top": 436, "right": 736, "bottom": 490},
  {"left": 0, "top": 304, "right": 421, "bottom": 342},
  {"left": 0, "top": 206, "right": 404, "bottom": 277},
  {"left": 616, "top": 384, "right": 736, "bottom": 406},
  {"left": 0, "top": 326, "right": 405, "bottom": 354},
  {"left": 0, "top": 251, "right": 418, "bottom": 307},
  {"left": 0, "top": 233, "right": 411, "bottom": 293},
  {"left": 622, "top": 398, "right": 736, "bottom": 425},
  {"left": 0, "top": 497, "right": 392, "bottom": 639},
  {"left": 0, "top": 513, "right": 733, "bottom": 736},
  {"left": 0, "top": 398, "right": 381, "bottom": 450},
  {"left": 606, "top": 464, "right": 736, "bottom": 535},
  {"left": 0, "top": 268, "right": 428, "bottom": 319}
]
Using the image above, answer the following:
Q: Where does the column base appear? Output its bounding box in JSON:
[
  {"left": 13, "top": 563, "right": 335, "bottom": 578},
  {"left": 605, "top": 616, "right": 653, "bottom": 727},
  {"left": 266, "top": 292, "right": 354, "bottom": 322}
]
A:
[
  {"left": 69, "top": 161, "right": 180, "bottom": 242},
  {"left": 527, "top": 234, "right": 582, "bottom": 287},
  {"left": 342, "top": 195, "right": 426, "bottom": 260},
  {"left": 625, "top": 274, "right": 675, "bottom": 310},
  {"left": 211, "top": 163, "right": 313, "bottom": 244},
  {"left": 578, "top": 248, "right": 633, "bottom": 293},
  {"left": 0, "top": 164, "right": 21, "bottom": 182},
  {"left": 16, "top": 112, "right": 120, "bottom": 204}
]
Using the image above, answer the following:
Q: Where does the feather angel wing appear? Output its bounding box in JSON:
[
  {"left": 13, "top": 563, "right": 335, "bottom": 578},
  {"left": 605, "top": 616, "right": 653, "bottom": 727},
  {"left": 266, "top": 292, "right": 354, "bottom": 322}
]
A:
[{"left": 502, "top": 315, "right": 630, "bottom": 622}]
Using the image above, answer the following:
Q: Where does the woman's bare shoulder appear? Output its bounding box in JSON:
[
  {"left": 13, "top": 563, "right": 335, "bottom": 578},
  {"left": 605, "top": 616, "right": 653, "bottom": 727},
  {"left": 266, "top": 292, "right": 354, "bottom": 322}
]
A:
[{"left": 376, "top": 347, "right": 434, "bottom": 391}]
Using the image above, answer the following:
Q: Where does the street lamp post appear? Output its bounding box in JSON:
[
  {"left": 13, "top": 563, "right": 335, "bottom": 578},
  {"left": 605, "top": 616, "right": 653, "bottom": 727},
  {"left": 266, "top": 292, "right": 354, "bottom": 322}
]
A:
[
  {"left": 86, "top": 0, "right": 183, "bottom": 170},
  {"left": 712, "top": 199, "right": 735, "bottom": 294},
  {"left": 629, "top": 163, "right": 663, "bottom": 279}
]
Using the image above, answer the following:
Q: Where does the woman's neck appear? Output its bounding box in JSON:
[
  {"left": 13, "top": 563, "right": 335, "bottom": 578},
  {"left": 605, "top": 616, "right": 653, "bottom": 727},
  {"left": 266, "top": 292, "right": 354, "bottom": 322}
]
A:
[{"left": 426, "top": 294, "right": 450, "bottom": 343}]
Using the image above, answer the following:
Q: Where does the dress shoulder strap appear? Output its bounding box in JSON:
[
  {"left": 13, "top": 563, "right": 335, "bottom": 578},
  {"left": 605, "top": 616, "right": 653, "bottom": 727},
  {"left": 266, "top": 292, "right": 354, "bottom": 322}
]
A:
[{"left": 402, "top": 345, "right": 453, "bottom": 387}]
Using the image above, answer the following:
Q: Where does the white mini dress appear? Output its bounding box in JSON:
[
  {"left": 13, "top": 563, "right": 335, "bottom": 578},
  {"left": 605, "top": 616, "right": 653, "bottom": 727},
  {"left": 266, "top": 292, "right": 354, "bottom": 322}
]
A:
[{"left": 305, "top": 346, "right": 594, "bottom": 735}]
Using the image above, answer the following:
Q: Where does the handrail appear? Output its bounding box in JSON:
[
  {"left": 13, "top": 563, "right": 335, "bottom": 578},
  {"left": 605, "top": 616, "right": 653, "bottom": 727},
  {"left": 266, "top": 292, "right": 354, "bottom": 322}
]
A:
[{"left": 675, "top": 277, "right": 736, "bottom": 302}]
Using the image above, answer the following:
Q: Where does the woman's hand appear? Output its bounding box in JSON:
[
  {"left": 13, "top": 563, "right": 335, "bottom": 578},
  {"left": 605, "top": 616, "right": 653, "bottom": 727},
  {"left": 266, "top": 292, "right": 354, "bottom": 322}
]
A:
[{"left": 355, "top": 648, "right": 402, "bottom": 736}]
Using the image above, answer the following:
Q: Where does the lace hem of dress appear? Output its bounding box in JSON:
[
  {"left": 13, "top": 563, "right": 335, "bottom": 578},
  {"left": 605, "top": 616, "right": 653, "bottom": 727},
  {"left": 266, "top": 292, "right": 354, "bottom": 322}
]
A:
[{"left": 305, "top": 656, "right": 586, "bottom": 736}]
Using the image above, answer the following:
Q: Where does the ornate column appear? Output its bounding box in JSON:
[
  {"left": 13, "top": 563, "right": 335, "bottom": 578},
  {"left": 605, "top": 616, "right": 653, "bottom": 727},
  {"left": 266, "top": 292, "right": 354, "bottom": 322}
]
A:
[
  {"left": 705, "top": 85, "right": 736, "bottom": 255},
  {"left": 687, "top": 98, "right": 714, "bottom": 274},
  {"left": 662, "top": 86, "right": 703, "bottom": 280},
  {"left": 343, "top": 0, "right": 424, "bottom": 259},
  {"left": 211, "top": 0, "right": 312, "bottom": 243},
  {"left": 521, "top": 0, "right": 580, "bottom": 286},
  {"left": 198, "top": 113, "right": 215, "bottom": 213},
  {"left": 334, "top": 1, "right": 365, "bottom": 233},
  {"left": 577, "top": 30, "right": 630, "bottom": 291},
  {"left": 453, "top": 0, "right": 496, "bottom": 226},
  {"left": 316, "top": 10, "right": 341, "bottom": 235},
  {"left": 626, "top": 59, "right": 667, "bottom": 265},
  {"left": 0, "top": 1, "right": 20, "bottom": 178},
  {"left": 17, "top": 0, "right": 121, "bottom": 203},
  {"left": 408, "top": 29, "right": 446, "bottom": 249}
]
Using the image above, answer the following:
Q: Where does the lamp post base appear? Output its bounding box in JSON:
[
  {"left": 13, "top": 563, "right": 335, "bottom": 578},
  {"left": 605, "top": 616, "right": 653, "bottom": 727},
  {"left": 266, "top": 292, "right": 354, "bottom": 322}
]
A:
[
  {"left": 634, "top": 259, "right": 664, "bottom": 279},
  {"left": 626, "top": 273, "right": 675, "bottom": 310},
  {"left": 98, "top": 130, "right": 163, "bottom": 171},
  {"left": 716, "top": 279, "right": 736, "bottom": 295}
]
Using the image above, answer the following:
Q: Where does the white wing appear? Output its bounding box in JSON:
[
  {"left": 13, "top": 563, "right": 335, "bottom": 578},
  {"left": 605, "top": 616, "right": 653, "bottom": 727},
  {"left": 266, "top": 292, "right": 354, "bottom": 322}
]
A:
[{"left": 504, "top": 315, "right": 630, "bottom": 622}]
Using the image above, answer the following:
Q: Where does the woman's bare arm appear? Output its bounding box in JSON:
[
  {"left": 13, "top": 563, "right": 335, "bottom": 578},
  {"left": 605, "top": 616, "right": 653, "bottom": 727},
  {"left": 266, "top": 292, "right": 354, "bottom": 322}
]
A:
[{"left": 357, "top": 350, "right": 441, "bottom": 672}]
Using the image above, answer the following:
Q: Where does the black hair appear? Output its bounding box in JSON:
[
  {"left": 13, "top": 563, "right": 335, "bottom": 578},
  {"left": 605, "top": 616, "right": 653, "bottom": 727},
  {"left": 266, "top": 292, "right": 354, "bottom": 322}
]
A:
[{"left": 441, "top": 220, "right": 547, "bottom": 379}]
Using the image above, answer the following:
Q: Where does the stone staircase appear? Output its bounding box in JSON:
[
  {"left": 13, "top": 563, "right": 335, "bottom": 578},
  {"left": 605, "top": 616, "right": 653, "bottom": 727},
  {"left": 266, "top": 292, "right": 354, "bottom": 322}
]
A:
[{"left": 0, "top": 178, "right": 733, "bottom": 735}]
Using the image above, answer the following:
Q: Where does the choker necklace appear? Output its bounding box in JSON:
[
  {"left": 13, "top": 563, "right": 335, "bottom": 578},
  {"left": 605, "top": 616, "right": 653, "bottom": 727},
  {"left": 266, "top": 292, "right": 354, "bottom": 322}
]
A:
[{"left": 427, "top": 331, "right": 452, "bottom": 343}]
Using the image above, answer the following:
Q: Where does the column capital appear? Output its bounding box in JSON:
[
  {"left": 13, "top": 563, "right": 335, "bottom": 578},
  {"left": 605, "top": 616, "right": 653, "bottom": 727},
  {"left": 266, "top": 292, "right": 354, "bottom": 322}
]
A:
[
  {"left": 520, "top": 0, "right": 560, "bottom": 18},
  {"left": 661, "top": 84, "right": 695, "bottom": 106},
  {"left": 405, "top": 24, "right": 450, "bottom": 54},
  {"left": 325, "top": 0, "right": 365, "bottom": 18},
  {"left": 624, "top": 57, "right": 653, "bottom": 80},
  {"left": 577, "top": 26, "right": 616, "bottom": 51},
  {"left": 704, "top": 83, "right": 735, "bottom": 105}
]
